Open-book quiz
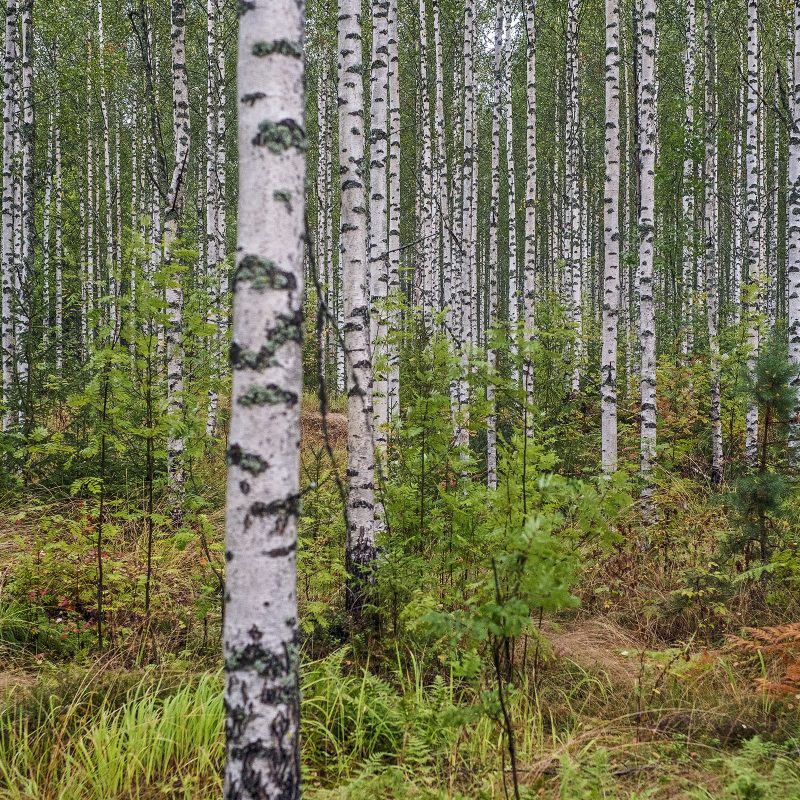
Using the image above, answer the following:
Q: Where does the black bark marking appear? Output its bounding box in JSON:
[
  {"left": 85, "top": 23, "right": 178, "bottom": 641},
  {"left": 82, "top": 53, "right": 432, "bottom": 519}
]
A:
[
  {"left": 252, "top": 39, "right": 302, "bottom": 58},
  {"left": 234, "top": 255, "right": 297, "bottom": 292},
  {"left": 252, "top": 119, "right": 307, "bottom": 153},
  {"left": 230, "top": 311, "right": 303, "bottom": 371},
  {"left": 239, "top": 383, "right": 299, "bottom": 406},
  {"left": 227, "top": 443, "right": 269, "bottom": 475}
]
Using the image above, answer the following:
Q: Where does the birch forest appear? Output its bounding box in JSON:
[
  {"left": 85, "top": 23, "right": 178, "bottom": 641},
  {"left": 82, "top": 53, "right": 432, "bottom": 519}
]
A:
[{"left": 4, "top": 0, "right": 800, "bottom": 796}]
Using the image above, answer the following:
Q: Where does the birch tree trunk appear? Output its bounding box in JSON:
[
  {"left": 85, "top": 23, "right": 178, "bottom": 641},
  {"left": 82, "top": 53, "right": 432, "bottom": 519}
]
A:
[
  {"left": 433, "top": 0, "right": 450, "bottom": 329},
  {"left": 789, "top": 0, "right": 800, "bottom": 452},
  {"left": 601, "top": 0, "right": 621, "bottom": 474},
  {"left": 55, "top": 121, "right": 63, "bottom": 373},
  {"left": 565, "top": 0, "right": 582, "bottom": 394},
  {"left": 43, "top": 117, "right": 52, "bottom": 355},
  {"left": 97, "top": 0, "right": 117, "bottom": 334},
  {"left": 704, "top": 0, "right": 722, "bottom": 484},
  {"left": 205, "top": 0, "right": 221, "bottom": 437},
  {"left": 744, "top": 0, "right": 760, "bottom": 465},
  {"left": 505, "top": 0, "right": 518, "bottom": 380},
  {"left": 487, "top": 0, "right": 504, "bottom": 490},
  {"left": 387, "top": 0, "right": 400, "bottom": 417},
  {"left": 418, "top": 0, "right": 434, "bottom": 326},
  {"left": 369, "top": 0, "right": 389, "bottom": 447},
  {"left": 1, "top": 0, "right": 17, "bottom": 432},
  {"left": 456, "top": 0, "right": 475, "bottom": 452},
  {"left": 339, "top": 0, "right": 377, "bottom": 602},
  {"left": 523, "top": 0, "right": 537, "bottom": 435},
  {"left": 638, "top": 0, "right": 658, "bottom": 511},
  {"left": 18, "top": 0, "right": 32, "bottom": 414},
  {"left": 164, "top": 0, "right": 191, "bottom": 512},
  {"left": 681, "top": 0, "right": 696, "bottom": 355},
  {"left": 224, "top": 1, "right": 304, "bottom": 794}
]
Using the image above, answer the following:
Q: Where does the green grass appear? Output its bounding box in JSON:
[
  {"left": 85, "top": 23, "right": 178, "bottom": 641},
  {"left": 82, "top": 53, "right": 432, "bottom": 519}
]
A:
[{"left": 2, "top": 646, "right": 800, "bottom": 799}]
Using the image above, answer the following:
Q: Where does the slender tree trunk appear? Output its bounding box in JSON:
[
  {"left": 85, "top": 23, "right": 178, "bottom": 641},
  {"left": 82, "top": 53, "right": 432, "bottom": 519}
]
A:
[
  {"left": 565, "top": 0, "right": 582, "bottom": 394},
  {"left": 744, "top": 0, "right": 760, "bottom": 465},
  {"left": 1, "top": 0, "right": 17, "bottom": 432},
  {"left": 681, "top": 0, "right": 696, "bottom": 355},
  {"left": 205, "top": 0, "right": 221, "bottom": 437},
  {"left": 224, "top": 1, "right": 304, "bottom": 794},
  {"left": 789, "top": 0, "right": 800, "bottom": 452},
  {"left": 487, "top": 0, "right": 504, "bottom": 490},
  {"left": 339, "top": 0, "right": 377, "bottom": 604},
  {"left": 43, "top": 116, "right": 52, "bottom": 356},
  {"left": 18, "top": 0, "right": 33, "bottom": 422},
  {"left": 418, "top": 0, "right": 435, "bottom": 327},
  {"left": 523, "top": 0, "right": 537, "bottom": 436},
  {"left": 387, "top": 0, "right": 401, "bottom": 417},
  {"left": 704, "top": 0, "right": 722, "bottom": 484},
  {"left": 369, "top": 0, "right": 389, "bottom": 448},
  {"left": 505, "top": 0, "right": 519, "bottom": 381},
  {"left": 638, "top": 0, "right": 658, "bottom": 512},
  {"left": 164, "top": 0, "right": 191, "bottom": 513},
  {"left": 433, "top": 0, "right": 450, "bottom": 330},
  {"left": 602, "top": 0, "right": 621, "bottom": 474},
  {"left": 55, "top": 121, "right": 63, "bottom": 374},
  {"left": 97, "top": 0, "right": 117, "bottom": 334},
  {"left": 456, "top": 0, "right": 475, "bottom": 453}
]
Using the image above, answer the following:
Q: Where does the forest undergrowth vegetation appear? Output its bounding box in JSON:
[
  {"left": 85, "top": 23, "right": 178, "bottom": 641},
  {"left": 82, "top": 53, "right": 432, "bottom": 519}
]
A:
[{"left": 2, "top": 328, "right": 800, "bottom": 799}]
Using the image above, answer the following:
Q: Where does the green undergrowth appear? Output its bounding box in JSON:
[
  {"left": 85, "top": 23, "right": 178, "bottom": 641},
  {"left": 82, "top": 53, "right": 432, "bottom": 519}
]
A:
[{"left": 1, "top": 644, "right": 799, "bottom": 800}]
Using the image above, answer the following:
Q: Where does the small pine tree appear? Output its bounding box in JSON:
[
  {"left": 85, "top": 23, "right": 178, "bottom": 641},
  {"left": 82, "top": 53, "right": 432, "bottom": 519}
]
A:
[{"left": 728, "top": 340, "right": 796, "bottom": 565}]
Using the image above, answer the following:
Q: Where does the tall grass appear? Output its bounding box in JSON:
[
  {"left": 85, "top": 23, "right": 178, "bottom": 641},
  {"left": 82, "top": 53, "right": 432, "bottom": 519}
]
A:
[{"left": 0, "top": 647, "right": 574, "bottom": 799}]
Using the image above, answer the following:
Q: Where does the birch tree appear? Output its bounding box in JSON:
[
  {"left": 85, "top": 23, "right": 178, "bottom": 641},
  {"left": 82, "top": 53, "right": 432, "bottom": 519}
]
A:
[
  {"left": 523, "top": 0, "right": 536, "bottom": 433},
  {"left": 638, "top": 0, "right": 658, "bottom": 510},
  {"left": 744, "top": 0, "right": 760, "bottom": 465},
  {"left": 224, "top": 0, "right": 304, "bottom": 794},
  {"left": 164, "top": 0, "right": 191, "bottom": 510},
  {"left": 704, "top": 0, "right": 722, "bottom": 484},
  {"left": 789, "top": 0, "right": 800, "bottom": 452},
  {"left": 681, "top": 0, "right": 696, "bottom": 355},
  {"left": 1, "top": 0, "right": 16, "bottom": 432},
  {"left": 487, "top": 0, "right": 504, "bottom": 490},
  {"left": 369, "top": 0, "right": 389, "bottom": 446},
  {"left": 387, "top": 0, "right": 400, "bottom": 417},
  {"left": 601, "top": 0, "right": 621, "bottom": 474},
  {"left": 339, "top": 0, "right": 377, "bottom": 599}
]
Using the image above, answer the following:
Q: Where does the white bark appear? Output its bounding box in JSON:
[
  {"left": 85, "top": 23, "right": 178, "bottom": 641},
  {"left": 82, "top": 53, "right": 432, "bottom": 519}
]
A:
[
  {"left": 387, "top": 0, "right": 400, "bottom": 417},
  {"left": 565, "top": 0, "right": 582, "bottom": 393},
  {"left": 433, "top": 0, "right": 451, "bottom": 327},
  {"left": 704, "top": 0, "right": 722, "bottom": 484},
  {"left": 681, "top": 0, "right": 696, "bottom": 354},
  {"left": 602, "top": 0, "right": 621, "bottom": 474},
  {"left": 43, "top": 116, "right": 52, "bottom": 354},
  {"left": 165, "top": 0, "right": 191, "bottom": 509},
  {"left": 98, "top": 0, "right": 117, "bottom": 333},
  {"left": 744, "top": 0, "right": 760, "bottom": 465},
  {"left": 55, "top": 122, "right": 63, "bottom": 374},
  {"left": 339, "top": 0, "right": 377, "bottom": 591},
  {"left": 638, "top": 0, "right": 658, "bottom": 506},
  {"left": 523, "top": 0, "right": 536, "bottom": 434},
  {"left": 789, "top": 0, "right": 800, "bottom": 452},
  {"left": 487, "top": 0, "right": 504, "bottom": 490},
  {"left": 224, "top": 1, "right": 303, "bottom": 794},
  {"left": 369, "top": 0, "right": 389, "bottom": 447},
  {"left": 456, "top": 0, "right": 475, "bottom": 452},
  {"left": 1, "top": 0, "right": 16, "bottom": 431},
  {"left": 18, "top": 0, "right": 32, "bottom": 407},
  {"left": 505, "top": 0, "right": 518, "bottom": 378},
  {"left": 206, "top": 0, "right": 221, "bottom": 437},
  {"left": 418, "top": 0, "right": 435, "bottom": 325}
]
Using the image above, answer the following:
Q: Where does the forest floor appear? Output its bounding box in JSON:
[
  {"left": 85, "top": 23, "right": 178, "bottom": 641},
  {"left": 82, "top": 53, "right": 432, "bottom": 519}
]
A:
[{"left": 1, "top": 408, "right": 800, "bottom": 798}]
